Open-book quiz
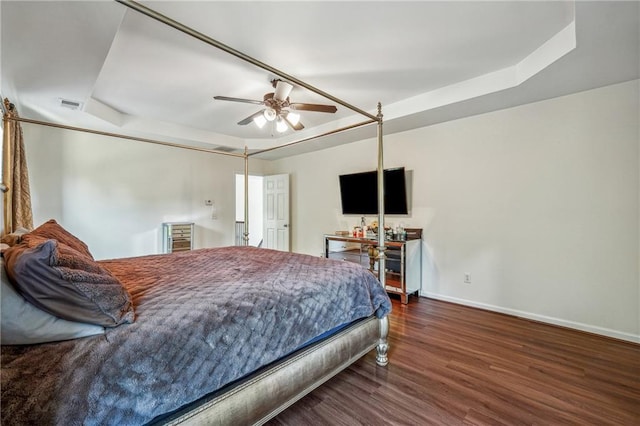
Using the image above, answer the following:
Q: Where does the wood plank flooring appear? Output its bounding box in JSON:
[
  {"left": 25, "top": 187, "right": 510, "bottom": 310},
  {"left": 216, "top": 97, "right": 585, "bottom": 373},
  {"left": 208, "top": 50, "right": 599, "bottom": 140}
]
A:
[{"left": 267, "top": 297, "right": 640, "bottom": 425}]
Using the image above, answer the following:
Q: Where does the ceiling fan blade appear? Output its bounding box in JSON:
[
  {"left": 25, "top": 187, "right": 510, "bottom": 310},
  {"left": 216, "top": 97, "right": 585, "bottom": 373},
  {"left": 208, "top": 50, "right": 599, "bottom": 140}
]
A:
[
  {"left": 273, "top": 80, "right": 293, "bottom": 101},
  {"left": 283, "top": 114, "right": 305, "bottom": 131},
  {"left": 290, "top": 103, "right": 337, "bottom": 113},
  {"left": 238, "top": 110, "right": 265, "bottom": 125},
  {"left": 214, "top": 96, "right": 264, "bottom": 106}
]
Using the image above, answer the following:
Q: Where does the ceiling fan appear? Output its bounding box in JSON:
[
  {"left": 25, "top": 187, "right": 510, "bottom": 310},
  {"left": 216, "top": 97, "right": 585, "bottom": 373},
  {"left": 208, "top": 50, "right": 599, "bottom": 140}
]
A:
[{"left": 214, "top": 79, "right": 337, "bottom": 133}]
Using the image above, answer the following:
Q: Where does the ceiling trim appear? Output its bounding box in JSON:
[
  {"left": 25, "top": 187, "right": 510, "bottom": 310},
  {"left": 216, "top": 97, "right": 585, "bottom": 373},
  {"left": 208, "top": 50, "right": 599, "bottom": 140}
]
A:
[{"left": 384, "top": 20, "right": 577, "bottom": 123}]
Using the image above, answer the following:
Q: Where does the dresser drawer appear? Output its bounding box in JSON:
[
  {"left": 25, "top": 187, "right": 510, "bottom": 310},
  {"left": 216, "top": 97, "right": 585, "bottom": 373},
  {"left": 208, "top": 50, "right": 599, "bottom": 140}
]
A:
[
  {"left": 329, "top": 251, "right": 362, "bottom": 263},
  {"left": 171, "top": 228, "right": 191, "bottom": 237},
  {"left": 172, "top": 240, "right": 192, "bottom": 251}
]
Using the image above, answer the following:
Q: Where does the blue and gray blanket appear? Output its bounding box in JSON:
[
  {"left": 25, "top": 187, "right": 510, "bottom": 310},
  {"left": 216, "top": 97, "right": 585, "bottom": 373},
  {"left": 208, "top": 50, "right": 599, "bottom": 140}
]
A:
[{"left": 1, "top": 246, "right": 391, "bottom": 425}]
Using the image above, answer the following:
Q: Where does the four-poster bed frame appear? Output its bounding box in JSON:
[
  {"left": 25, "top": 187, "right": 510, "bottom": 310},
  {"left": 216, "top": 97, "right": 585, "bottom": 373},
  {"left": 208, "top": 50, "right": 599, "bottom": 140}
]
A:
[{"left": 1, "top": 1, "right": 391, "bottom": 424}]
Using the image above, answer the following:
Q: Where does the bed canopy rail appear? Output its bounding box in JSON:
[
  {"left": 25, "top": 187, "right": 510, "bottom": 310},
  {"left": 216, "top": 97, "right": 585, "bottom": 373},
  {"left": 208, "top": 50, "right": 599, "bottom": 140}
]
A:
[
  {"left": 3, "top": 116, "right": 246, "bottom": 159},
  {"left": 2, "top": 0, "right": 388, "bottom": 289},
  {"left": 248, "top": 118, "right": 377, "bottom": 157}
]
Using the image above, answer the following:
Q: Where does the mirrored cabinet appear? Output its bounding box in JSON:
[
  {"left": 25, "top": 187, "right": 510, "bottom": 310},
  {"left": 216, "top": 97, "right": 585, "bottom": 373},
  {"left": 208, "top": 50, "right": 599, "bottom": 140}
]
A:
[
  {"left": 163, "top": 222, "right": 194, "bottom": 253},
  {"left": 324, "top": 231, "right": 421, "bottom": 304}
]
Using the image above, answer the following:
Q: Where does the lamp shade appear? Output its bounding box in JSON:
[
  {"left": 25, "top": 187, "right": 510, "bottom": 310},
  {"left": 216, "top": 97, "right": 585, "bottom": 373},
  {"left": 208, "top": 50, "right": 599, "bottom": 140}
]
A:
[
  {"left": 276, "top": 117, "right": 288, "bottom": 133},
  {"left": 253, "top": 114, "right": 267, "bottom": 128},
  {"left": 286, "top": 112, "right": 300, "bottom": 126}
]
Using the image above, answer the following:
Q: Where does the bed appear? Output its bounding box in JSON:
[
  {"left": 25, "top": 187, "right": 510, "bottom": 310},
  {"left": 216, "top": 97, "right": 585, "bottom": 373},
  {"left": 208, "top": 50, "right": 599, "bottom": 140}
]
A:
[
  {"left": 1, "top": 233, "right": 391, "bottom": 425},
  {"left": 1, "top": 1, "right": 393, "bottom": 424}
]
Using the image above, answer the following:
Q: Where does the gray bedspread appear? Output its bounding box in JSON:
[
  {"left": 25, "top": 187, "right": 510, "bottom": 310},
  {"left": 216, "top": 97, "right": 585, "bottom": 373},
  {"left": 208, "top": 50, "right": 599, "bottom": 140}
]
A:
[{"left": 1, "top": 246, "right": 391, "bottom": 425}]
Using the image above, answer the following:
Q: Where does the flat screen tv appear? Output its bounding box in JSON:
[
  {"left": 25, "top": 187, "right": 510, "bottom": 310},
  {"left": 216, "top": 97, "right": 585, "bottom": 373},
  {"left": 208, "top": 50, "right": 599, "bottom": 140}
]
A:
[{"left": 339, "top": 167, "right": 409, "bottom": 215}]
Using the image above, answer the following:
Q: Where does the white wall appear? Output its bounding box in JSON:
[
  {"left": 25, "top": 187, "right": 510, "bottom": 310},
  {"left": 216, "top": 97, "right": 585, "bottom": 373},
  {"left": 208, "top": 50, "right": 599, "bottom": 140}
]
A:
[
  {"left": 24, "top": 125, "right": 267, "bottom": 259},
  {"left": 268, "top": 80, "right": 640, "bottom": 342},
  {"left": 19, "top": 81, "right": 639, "bottom": 341}
]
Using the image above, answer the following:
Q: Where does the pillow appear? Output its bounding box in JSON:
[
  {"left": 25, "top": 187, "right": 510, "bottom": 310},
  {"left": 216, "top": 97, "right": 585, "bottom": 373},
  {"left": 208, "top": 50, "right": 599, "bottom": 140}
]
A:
[
  {"left": 3, "top": 238, "right": 134, "bottom": 327},
  {"left": 1, "top": 256, "right": 105, "bottom": 345},
  {"left": 23, "top": 219, "right": 93, "bottom": 259},
  {"left": 0, "top": 227, "right": 30, "bottom": 247}
]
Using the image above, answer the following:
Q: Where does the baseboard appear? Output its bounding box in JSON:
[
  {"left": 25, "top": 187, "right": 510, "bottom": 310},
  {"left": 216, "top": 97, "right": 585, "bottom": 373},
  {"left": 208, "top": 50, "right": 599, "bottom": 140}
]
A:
[{"left": 422, "top": 292, "right": 640, "bottom": 344}]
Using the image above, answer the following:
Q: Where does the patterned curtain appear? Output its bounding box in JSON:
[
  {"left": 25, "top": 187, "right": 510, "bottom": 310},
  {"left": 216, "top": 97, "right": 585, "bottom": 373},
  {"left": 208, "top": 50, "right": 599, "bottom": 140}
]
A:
[{"left": 3, "top": 99, "right": 33, "bottom": 232}]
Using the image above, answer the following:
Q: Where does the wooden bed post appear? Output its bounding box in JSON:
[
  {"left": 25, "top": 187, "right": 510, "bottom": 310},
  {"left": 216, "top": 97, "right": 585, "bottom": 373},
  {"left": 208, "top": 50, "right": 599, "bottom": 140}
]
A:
[
  {"left": 243, "top": 146, "right": 250, "bottom": 246},
  {"left": 2, "top": 99, "right": 13, "bottom": 236}
]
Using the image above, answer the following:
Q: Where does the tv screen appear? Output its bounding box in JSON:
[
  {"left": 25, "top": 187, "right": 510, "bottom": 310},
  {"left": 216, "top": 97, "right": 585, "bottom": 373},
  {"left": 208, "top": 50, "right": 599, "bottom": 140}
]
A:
[{"left": 339, "top": 167, "right": 409, "bottom": 215}]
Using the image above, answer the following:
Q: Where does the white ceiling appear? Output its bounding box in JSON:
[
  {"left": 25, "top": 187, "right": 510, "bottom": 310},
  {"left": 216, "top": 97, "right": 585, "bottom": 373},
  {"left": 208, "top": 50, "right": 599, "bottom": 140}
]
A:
[{"left": 1, "top": 1, "right": 638, "bottom": 159}]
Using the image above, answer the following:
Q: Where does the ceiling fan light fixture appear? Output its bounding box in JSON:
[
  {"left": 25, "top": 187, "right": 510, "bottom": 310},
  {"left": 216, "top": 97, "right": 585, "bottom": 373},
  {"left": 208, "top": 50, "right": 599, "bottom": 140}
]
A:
[
  {"left": 215, "top": 81, "right": 335, "bottom": 132},
  {"left": 276, "top": 117, "right": 288, "bottom": 133},
  {"left": 263, "top": 107, "right": 277, "bottom": 122},
  {"left": 253, "top": 114, "right": 267, "bottom": 128},
  {"left": 286, "top": 112, "right": 300, "bottom": 126}
]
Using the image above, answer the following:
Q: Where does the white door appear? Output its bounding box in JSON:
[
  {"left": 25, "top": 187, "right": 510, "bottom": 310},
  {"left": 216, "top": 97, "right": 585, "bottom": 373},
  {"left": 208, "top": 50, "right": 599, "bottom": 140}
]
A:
[{"left": 263, "top": 174, "right": 290, "bottom": 251}]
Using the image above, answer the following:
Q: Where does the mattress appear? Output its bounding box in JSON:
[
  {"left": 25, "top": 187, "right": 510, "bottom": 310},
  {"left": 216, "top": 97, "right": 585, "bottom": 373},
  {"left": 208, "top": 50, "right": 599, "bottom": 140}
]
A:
[{"left": 1, "top": 246, "right": 391, "bottom": 425}]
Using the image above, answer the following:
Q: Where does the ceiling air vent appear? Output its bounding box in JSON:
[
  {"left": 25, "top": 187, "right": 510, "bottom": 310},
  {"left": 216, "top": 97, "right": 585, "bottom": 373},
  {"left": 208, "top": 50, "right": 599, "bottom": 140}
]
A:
[
  {"left": 214, "top": 146, "right": 239, "bottom": 153},
  {"left": 59, "top": 98, "right": 82, "bottom": 110}
]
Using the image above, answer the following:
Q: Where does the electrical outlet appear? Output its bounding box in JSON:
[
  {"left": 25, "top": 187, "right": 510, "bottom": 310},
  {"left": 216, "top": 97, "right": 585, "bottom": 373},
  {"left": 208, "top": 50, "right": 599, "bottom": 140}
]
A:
[{"left": 464, "top": 273, "right": 471, "bottom": 284}]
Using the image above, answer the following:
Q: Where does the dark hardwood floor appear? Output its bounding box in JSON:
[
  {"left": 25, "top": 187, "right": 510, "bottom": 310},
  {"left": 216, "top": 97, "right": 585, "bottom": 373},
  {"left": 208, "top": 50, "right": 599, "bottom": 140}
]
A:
[{"left": 267, "top": 297, "right": 640, "bottom": 425}]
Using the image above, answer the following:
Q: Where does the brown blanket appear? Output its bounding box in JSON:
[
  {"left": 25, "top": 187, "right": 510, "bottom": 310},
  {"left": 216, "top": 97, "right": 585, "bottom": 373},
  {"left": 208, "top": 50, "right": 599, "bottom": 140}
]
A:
[{"left": 1, "top": 246, "right": 391, "bottom": 425}]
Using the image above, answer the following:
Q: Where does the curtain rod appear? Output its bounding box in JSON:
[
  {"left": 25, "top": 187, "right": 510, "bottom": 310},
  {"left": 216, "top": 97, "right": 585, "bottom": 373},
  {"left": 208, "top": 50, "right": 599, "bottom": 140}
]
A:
[
  {"left": 7, "top": 116, "right": 246, "bottom": 159},
  {"left": 115, "top": 0, "right": 379, "bottom": 123}
]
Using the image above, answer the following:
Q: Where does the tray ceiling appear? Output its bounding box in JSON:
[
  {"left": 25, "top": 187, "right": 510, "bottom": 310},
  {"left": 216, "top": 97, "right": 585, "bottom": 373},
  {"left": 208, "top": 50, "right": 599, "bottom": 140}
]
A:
[{"left": 1, "top": 1, "right": 638, "bottom": 159}]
